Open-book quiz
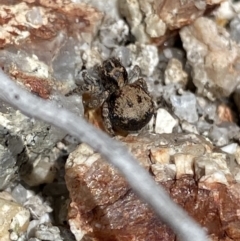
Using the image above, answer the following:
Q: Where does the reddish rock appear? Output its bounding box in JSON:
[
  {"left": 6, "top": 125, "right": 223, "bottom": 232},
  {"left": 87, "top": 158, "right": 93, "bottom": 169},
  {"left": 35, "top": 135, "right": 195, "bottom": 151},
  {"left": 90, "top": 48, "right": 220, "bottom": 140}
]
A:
[
  {"left": 0, "top": 1, "right": 103, "bottom": 48},
  {"left": 217, "top": 104, "right": 236, "bottom": 123},
  {"left": 65, "top": 134, "right": 240, "bottom": 241},
  {"left": 9, "top": 69, "right": 52, "bottom": 99}
]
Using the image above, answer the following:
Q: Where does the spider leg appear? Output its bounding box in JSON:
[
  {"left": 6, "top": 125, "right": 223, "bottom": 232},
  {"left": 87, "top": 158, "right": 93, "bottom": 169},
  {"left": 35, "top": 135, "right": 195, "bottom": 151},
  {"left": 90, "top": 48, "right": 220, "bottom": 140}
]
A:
[
  {"left": 80, "top": 70, "right": 102, "bottom": 94},
  {"left": 85, "top": 90, "right": 109, "bottom": 110},
  {"left": 129, "top": 65, "right": 141, "bottom": 83},
  {"left": 102, "top": 101, "right": 115, "bottom": 136}
]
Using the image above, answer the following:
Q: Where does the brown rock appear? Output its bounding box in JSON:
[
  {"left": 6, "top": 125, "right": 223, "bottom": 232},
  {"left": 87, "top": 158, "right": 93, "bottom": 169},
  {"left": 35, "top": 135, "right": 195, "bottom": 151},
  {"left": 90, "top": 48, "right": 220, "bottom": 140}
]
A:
[
  {"left": 217, "top": 104, "right": 236, "bottom": 123},
  {"left": 120, "top": 0, "right": 223, "bottom": 44},
  {"left": 0, "top": 1, "right": 102, "bottom": 48},
  {"left": 157, "top": 1, "right": 205, "bottom": 30},
  {"left": 66, "top": 134, "right": 240, "bottom": 240},
  {"left": 9, "top": 68, "right": 52, "bottom": 99}
]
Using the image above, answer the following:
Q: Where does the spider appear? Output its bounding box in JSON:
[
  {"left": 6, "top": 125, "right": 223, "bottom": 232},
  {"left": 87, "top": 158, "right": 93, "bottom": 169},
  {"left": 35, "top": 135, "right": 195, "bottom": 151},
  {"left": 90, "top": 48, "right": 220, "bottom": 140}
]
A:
[{"left": 79, "top": 57, "right": 154, "bottom": 135}]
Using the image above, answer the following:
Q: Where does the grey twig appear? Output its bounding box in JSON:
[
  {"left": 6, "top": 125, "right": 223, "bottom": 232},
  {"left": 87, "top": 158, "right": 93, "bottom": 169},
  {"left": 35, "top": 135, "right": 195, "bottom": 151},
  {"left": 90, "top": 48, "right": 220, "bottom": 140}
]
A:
[{"left": 0, "top": 69, "right": 208, "bottom": 241}]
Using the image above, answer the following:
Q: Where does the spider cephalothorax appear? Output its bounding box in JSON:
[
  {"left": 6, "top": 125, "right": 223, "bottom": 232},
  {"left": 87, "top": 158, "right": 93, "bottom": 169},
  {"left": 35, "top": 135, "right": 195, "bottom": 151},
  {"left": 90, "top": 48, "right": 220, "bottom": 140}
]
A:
[
  {"left": 80, "top": 57, "right": 154, "bottom": 135},
  {"left": 98, "top": 57, "right": 128, "bottom": 93}
]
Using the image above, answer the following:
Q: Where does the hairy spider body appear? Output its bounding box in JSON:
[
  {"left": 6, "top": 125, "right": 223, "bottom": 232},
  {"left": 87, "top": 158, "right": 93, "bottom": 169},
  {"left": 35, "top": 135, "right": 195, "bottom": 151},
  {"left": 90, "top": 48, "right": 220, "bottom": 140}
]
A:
[
  {"left": 81, "top": 57, "right": 154, "bottom": 135},
  {"left": 107, "top": 83, "right": 154, "bottom": 132}
]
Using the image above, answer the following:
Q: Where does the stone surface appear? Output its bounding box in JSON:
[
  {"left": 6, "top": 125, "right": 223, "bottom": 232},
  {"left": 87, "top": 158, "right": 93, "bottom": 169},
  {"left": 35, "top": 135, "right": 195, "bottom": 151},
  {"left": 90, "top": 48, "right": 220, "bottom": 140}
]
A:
[
  {"left": 196, "top": 96, "right": 217, "bottom": 121},
  {"left": 170, "top": 92, "right": 198, "bottom": 123},
  {"left": 214, "top": 0, "right": 240, "bottom": 25},
  {"left": 217, "top": 104, "right": 236, "bottom": 123},
  {"left": 180, "top": 17, "right": 240, "bottom": 100},
  {"left": 208, "top": 123, "right": 240, "bottom": 147},
  {"left": 164, "top": 58, "right": 188, "bottom": 87},
  {"left": 0, "top": 0, "right": 103, "bottom": 97},
  {"left": 65, "top": 133, "right": 240, "bottom": 241},
  {"left": 0, "top": 104, "right": 66, "bottom": 188},
  {"left": 35, "top": 223, "right": 62, "bottom": 241},
  {"left": 0, "top": 192, "right": 30, "bottom": 241},
  {"left": 127, "top": 44, "right": 159, "bottom": 77},
  {"left": 24, "top": 195, "right": 52, "bottom": 219},
  {"left": 181, "top": 121, "right": 199, "bottom": 134},
  {"left": 119, "top": 0, "right": 224, "bottom": 44},
  {"left": 1, "top": 1, "right": 240, "bottom": 241},
  {"left": 155, "top": 108, "right": 178, "bottom": 134},
  {"left": 0, "top": 2, "right": 102, "bottom": 48}
]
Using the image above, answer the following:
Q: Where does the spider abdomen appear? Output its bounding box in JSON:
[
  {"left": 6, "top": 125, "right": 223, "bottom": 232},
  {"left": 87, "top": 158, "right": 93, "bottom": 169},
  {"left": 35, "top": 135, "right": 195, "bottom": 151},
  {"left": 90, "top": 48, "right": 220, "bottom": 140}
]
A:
[{"left": 107, "top": 84, "right": 154, "bottom": 132}]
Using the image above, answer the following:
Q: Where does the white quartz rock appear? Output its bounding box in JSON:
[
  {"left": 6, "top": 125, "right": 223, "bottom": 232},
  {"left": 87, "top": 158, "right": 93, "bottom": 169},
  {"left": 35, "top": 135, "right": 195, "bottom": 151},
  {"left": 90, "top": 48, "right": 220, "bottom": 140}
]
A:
[
  {"left": 195, "top": 153, "right": 232, "bottom": 185},
  {"left": 151, "top": 164, "right": 176, "bottom": 182},
  {"left": 170, "top": 92, "right": 198, "bottom": 123},
  {"left": 155, "top": 108, "right": 178, "bottom": 134},
  {"left": 127, "top": 44, "right": 159, "bottom": 77},
  {"left": 221, "top": 143, "right": 238, "bottom": 155},
  {"left": 173, "top": 154, "right": 195, "bottom": 178},
  {"left": 181, "top": 121, "right": 199, "bottom": 134}
]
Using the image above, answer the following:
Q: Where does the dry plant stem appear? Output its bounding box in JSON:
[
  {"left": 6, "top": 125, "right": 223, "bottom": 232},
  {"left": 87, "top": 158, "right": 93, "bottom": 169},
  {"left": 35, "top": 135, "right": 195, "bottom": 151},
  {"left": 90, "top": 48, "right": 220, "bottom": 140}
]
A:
[{"left": 0, "top": 70, "right": 208, "bottom": 241}]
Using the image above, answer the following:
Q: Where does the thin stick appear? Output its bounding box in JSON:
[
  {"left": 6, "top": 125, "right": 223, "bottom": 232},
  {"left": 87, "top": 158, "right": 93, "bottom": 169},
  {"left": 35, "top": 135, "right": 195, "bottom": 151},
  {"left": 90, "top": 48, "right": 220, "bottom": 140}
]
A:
[{"left": 0, "top": 69, "right": 208, "bottom": 241}]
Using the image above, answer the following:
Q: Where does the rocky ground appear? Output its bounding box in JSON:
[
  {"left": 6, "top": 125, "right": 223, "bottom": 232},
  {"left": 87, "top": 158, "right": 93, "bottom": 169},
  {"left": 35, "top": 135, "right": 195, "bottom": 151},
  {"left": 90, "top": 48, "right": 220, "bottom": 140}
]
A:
[{"left": 1, "top": 0, "right": 240, "bottom": 240}]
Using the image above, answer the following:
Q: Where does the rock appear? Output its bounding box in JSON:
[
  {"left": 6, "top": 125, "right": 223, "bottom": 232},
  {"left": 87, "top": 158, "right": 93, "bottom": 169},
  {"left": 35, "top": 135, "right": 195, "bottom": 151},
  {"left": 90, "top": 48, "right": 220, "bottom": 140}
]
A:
[
  {"left": 230, "top": 14, "right": 240, "bottom": 43},
  {"left": 196, "top": 96, "right": 217, "bottom": 121},
  {"left": 155, "top": 108, "right": 178, "bottom": 134},
  {"left": 220, "top": 143, "right": 238, "bottom": 155},
  {"left": 164, "top": 58, "right": 188, "bottom": 87},
  {"left": 151, "top": 164, "right": 176, "bottom": 182},
  {"left": 0, "top": 143, "right": 18, "bottom": 190},
  {"left": 170, "top": 92, "right": 198, "bottom": 123},
  {"left": 0, "top": 2, "right": 102, "bottom": 48},
  {"left": 180, "top": 17, "right": 240, "bottom": 100},
  {"left": 26, "top": 214, "right": 65, "bottom": 241},
  {"left": 99, "top": 18, "right": 129, "bottom": 48},
  {"left": 127, "top": 43, "right": 159, "bottom": 77},
  {"left": 145, "top": 14, "right": 166, "bottom": 38},
  {"left": 217, "top": 104, "right": 236, "bottom": 123},
  {"left": 173, "top": 153, "right": 194, "bottom": 178},
  {"left": 35, "top": 223, "right": 63, "bottom": 241},
  {"left": 11, "top": 184, "right": 29, "bottom": 205},
  {"left": 194, "top": 152, "right": 233, "bottom": 186},
  {"left": 0, "top": 105, "right": 66, "bottom": 187},
  {"left": 65, "top": 133, "right": 240, "bottom": 241},
  {"left": 163, "top": 48, "right": 185, "bottom": 62},
  {"left": 214, "top": 0, "right": 240, "bottom": 27},
  {"left": 0, "top": 0, "right": 103, "bottom": 95},
  {"left": 208, "top": 123, "right": 240, "bottom": 146},
  {"left": 181, "top": 121, "right": 199, "bottom": 134},
  {"left": 22, "top": 158, "right": 57, "bottom": 187},
  {"left": 0, "top": 192, "right": 30, "bottom": 241},
  {"left": 235, "top": 145, "right": 240, "bottom": 165},
  {"left": 119, "top": 0, "right": 223, "bottom": 44},
  {"left": 24, "top": 195, "right": 52, "bottom": 219}
]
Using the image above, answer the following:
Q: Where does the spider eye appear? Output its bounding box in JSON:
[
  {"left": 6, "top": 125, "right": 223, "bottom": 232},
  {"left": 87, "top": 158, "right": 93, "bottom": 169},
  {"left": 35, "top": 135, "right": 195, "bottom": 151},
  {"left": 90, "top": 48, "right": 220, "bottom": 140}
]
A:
[
  {"left": 113, "top": 70, "right": 121, "bottom": 79},
  {"left": 104, "top": 62, "right": 114, "bottom": 72}
]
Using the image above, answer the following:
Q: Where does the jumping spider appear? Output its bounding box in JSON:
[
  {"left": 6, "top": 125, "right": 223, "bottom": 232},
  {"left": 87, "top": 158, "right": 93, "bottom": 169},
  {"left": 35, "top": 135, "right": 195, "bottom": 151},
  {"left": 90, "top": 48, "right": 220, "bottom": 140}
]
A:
[{"left": 80, "top": 57, "right": 154, "bottom": 135}]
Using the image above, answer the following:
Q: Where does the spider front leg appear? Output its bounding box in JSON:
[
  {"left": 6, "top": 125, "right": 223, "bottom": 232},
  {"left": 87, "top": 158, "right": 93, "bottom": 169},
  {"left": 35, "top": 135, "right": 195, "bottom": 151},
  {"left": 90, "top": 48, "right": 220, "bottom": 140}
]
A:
[
  {"left": 129, "top": 65, "right": 141, "bottom": 83},
  {"left": 102, "top": 101, "right": 115, "bottom": 136},
  {"left": 84, "top": 90, "right": 109, "bottom": 110},
  {"left": 80, "top": 70, "right": 107, "bottom": 109},
  {"left": 80, "top": 70, "right": 102, "bottom": 94}
]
